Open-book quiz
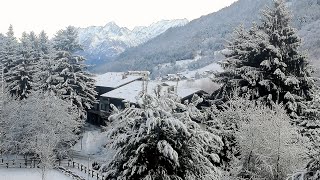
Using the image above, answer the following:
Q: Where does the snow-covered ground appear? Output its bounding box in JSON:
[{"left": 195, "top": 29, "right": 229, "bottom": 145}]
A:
[
  {"left": 72, "top": 129, "right": 106, "bottom": 155},
  {"left": 180, "top": 62, "right": 222, "bottom": 78},
  {"left": 71, "top": 123, "right": 116, "bottom": 170},
  {"left": 153, "top": 51, "right": 223, "bottom": 80},
  {"left": 0, "top": 168, "right": 72, "bottom": 180}
]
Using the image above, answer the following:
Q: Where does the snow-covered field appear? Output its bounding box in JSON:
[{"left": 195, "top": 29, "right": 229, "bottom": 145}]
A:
[
  {"left": 180, "top": 62, "right": 222, "bottom": 78},
  {"left": 0, "top": 168, "right": 72, "bottom": 180}
]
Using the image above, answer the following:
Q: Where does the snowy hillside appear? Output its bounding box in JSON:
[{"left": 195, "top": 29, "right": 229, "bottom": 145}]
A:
[
  {"left": 98, "top": 0, "right": 320, "bottom": 75},
  {"left": 78, "top": 19, "right": 188, "bottom": 66},
  {"left": 151, "top": 50, "right": 225, "bottom": 79}
]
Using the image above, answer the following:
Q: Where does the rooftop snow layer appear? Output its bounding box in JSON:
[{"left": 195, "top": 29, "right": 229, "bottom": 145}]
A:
[
  {"left": 94, "top": 72, "right": 143, "bottom": 88},
  {"left": 101, "top": 80, "right": 203, "bottom": 103}
]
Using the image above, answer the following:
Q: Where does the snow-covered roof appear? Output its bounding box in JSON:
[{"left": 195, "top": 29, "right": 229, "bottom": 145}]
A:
[
  {"left": 94, "top": 72, "right": 143, "bottom": 88},
  {"left": 101, "top": 80, "right": 203, "bottom": 104}
]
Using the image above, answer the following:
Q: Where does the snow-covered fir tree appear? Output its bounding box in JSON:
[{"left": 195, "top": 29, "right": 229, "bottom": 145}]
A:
[
  {"left": 214, "top": 0, "right": 314, "bottom": 118},
  {"left": 0, "top": 33, "right": 5, "bottom": 51},
  {"left": 0, "top": 25, "right": 18, "bottom": 72},
  {"left": 102, "top": 91, "right": 223, "bottom": 180},
  {"left": 53, "top": 26, "right": 82, "bottom": 53},
  {"left": 38, "top": 31, "right": 51, "bottom": 55},
  {"left": 5, "top": 31, "right": 41, "bottom": 99},
  {"left": 0, "top": 26, "right": 35, "bottom": 99},
  {"left": 38, "top": 26, "right": 96, "bottom": 120}
]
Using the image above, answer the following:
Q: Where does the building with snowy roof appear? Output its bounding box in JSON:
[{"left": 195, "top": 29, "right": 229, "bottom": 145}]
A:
[
  {"left": 87, "top": 72, "right": 206, "bottom": 125},
  {"left": 87, "top": 72, "right": 144, "bottom": 125},
  {"left": 94, "top": 72, "right": 144, "bottom": 96},
  {"left": 100, "top": 80, "right": 204, "bottom": 107}
]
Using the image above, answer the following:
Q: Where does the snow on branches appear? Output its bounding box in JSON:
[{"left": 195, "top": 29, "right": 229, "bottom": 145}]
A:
[{"left": 102, "top": 91, "right": 222, "bottom": 180}]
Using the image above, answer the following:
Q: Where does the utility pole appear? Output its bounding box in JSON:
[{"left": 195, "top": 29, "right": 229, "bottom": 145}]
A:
[
  {"left": 0, "top": 62, "right": 3, "bottom": 157},
  {"left": 124, "top": 71, "right": 150, "bottom": 94},
  {"left": 0, "top": 62, "right": 3, "bottom": 116},
  {"left": 0, "top": 62, "right": 3, "bottom": 111}
]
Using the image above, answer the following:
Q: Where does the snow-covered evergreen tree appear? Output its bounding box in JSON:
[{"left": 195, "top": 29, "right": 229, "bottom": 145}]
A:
[
  {"left": 0, "top": 25, "right": 18, "bottom": 71},
  {"left": 53, "top": 26, "right": 82, "bottom": 53},
  {"left": 4, "top": 31, "right": 39, "bottom": 99},
  {"left": 102, "top": 92, "right": 223, "bottom": 180},
  {"left": 0, "top": 33, "right": 5, "bottom": 51},
  {"left": 214, "top": 0, "right": 314, "bottom": 118},
  {"left": 38, "top": 26, "right": 96, "bottom": 120},
  {"left": 0, "top": 26, "right": 35, "bottom": 99},
  {"left": 38, "top": 31, "right": 50, "bottom": 55}
]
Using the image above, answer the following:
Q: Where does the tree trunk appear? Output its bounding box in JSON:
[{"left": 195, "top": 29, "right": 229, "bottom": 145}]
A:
[{"left": 42, "top": 166, "right": 46, "bottom": 180}]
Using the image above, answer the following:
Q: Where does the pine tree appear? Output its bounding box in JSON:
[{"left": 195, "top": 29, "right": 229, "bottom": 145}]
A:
[
  {"left": 0, "top": 26, "right": 35, "bottom": 99},
  {"left": 102, "top": 92, "right": 223, "bottom": 180},
  {"left": 38, "top": 26, "right": 96, "bottom": 120},
  {"left": 27, "top": 31, "right": 42, "bottom": 60},
  {"left": 38, "top": 31, "right": 50, "bottom": 55},
  {"left": 4, "top": 31, "right": 39, "bottom": 99},
  {"left": 214, "top": 0, "right": 314, "bottom": 118},
  {"left": 53, "top": 26, "right": 82, "bottom": 53},
  {"left": 1, "top": 25, "right": 19, "bottom": 73}
]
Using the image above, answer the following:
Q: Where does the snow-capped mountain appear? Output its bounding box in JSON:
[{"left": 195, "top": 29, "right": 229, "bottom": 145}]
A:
[
  {"left": 95, "top": 0, "right": 320, "bottom": 75},
  {"left": 78, "top": 19, "right": 189, "bottom": 66}
]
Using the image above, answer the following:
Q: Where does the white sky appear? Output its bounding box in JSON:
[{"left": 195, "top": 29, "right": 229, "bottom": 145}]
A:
[{"left": 0, "top": 0, "right": 238, "bottom": 38}]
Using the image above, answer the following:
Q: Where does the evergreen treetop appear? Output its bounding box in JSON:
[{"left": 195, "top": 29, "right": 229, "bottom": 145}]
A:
[{"left": 214, "top": 0, "right": 315, "bottom": 118}]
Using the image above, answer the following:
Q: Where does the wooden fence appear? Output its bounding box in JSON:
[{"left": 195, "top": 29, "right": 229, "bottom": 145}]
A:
[
  {"left": 0, "top": 158, "right": 41, "bottom": 168},
  {"left": 66, "top": 160, "right": 105, "bottom": 180},
  {"left": 0, "top": 157, "right": 105, "bottom": 180}
]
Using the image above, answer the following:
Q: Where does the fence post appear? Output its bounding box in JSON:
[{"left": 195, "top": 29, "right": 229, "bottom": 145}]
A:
[
  {"left": 72, "top": 161, "right": 75, "bottom": 168},
  {"left": 81, "top": 164, "right": 83, "bottom": 171}
]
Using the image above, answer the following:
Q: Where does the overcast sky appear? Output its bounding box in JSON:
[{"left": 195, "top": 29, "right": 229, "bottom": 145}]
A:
[{"left": 0, "top": 0, "right": 238, "bottom": 38}]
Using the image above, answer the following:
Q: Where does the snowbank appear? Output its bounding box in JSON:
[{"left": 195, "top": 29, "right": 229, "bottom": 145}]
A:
[{"left": 0, "top": 168, "right": 72, "bottom": 180}]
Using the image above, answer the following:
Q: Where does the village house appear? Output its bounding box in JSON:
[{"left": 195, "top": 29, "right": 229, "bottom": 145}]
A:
[
  {"left": 87, "top": 71, "right": 207, "bottom": 125},
  {"left": 87, "top": 72, "right": 144, "bottom": 125}
]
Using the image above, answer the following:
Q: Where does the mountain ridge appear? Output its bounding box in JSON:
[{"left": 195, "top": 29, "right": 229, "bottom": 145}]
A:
[
  {"left": 77, "top": 19, "right": 189, "bottom": 66},
  {"left": 95, "top": 0, "right": 320, "bottom": 76}
]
